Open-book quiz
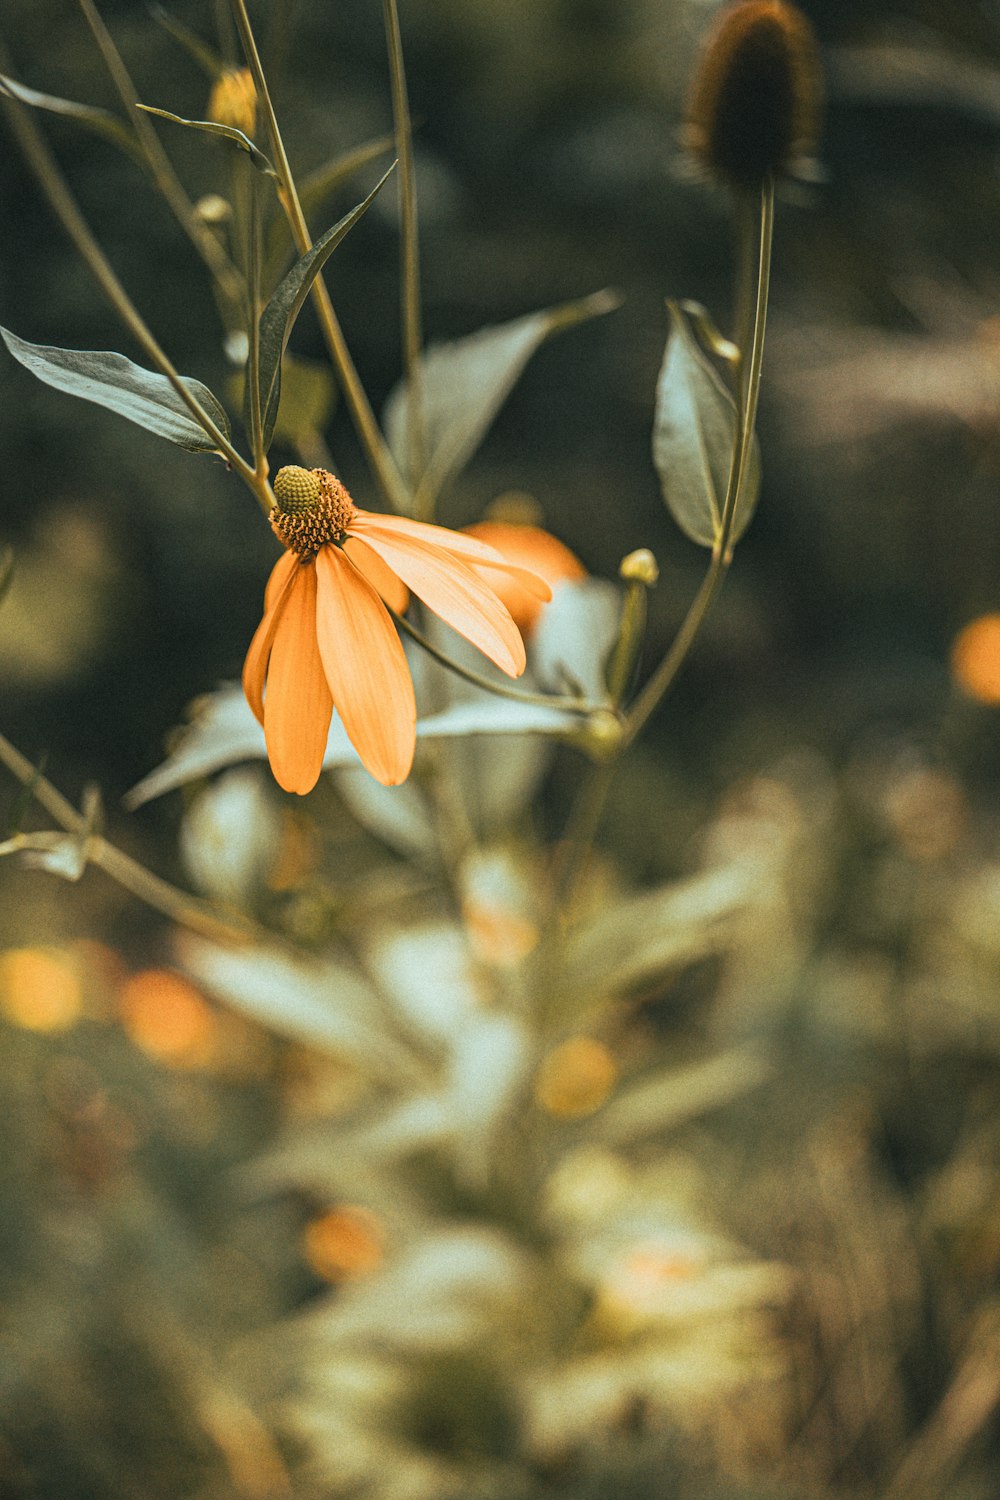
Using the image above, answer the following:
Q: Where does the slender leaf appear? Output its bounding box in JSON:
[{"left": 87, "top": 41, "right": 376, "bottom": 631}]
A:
[
  {"left": 383, "top": 289, "right": 620, "bottom": 509},
  {"left": 255, "top": 166, "right": 395, "bottom": 451},
  {"left": 589, "top": 1048, "right": 771, "bottom": 1145},
  {"left": 653, "top": 300, "right": 761, "bottom": 549},
  {"left": 0, "top": 327, "right": 231, "bottom": 453},
  {"left": 147, "top": 4, "right": 222, "bottom": 77},
  {"left": 0, "top": 74, "right": 142, "bottom": 162},
  {"left": 137, "top": 103, "right": 276, "bottom": 176},
  {"left": 264, "top": 134, "right": 395, "bottom": 287}
]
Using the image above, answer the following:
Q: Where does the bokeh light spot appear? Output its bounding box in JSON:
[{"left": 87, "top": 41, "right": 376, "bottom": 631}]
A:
[
  {"left": 0, "top": 947, "right": 83, "bottom": 1032},
  {"left": 119, "top": 969, "right": 217, "bottom": 1068},
  {"left": 535, "top": 1036, "right": 617, "bottom": 1119},
  {"left": 303, "top": 1205, "right": 385, "bottom": 1282},
  {"left": 951, "top": 613, "right": 1000, "bottom": 705}
]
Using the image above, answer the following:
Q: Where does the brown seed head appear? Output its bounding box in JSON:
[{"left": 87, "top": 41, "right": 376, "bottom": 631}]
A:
[
  {"left": 686, "top": 1, "right": 822, "bottom": 191},
  {"left": 207, "top": 67, "right": 258, "bottom": 137},
  {"left": 271, "top": 466, "right": 356, "bottom": 556}
]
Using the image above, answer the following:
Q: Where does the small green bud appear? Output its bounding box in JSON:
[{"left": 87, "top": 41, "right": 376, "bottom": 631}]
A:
[{"left": 619, "top": 548, "right": 659, "bottom": 587}]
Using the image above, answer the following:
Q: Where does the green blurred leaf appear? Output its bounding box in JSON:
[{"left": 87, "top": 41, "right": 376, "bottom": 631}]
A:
[
  {"left": 590, "top": 1048, "right": 771, "bottom": 1145},
  {"left": 532, "top": 579, "right": 621, "bottom": 703},
  {"left": 229, "top": 355, "right": 337, "bottom": 449},
  {"left": 137, "top": 103, "right": 276, "bottom": 175},
  {"left": 255, "top": 166, "right": 395, "bottom": 451},
  {"left": 0, "top": 328, "right": 231, "bottom": 453},
  {"left": 553, "top": 865, "right": 755, "bottom": 1023},
  {"left": 653, "top": 300, "right": 761, "bottom": 550},
  {"left": 0, "top": 830, "right": 88, "bottom": 881},
  {"left": 177, "top": 933, "right": 416, "bottom": 1077},
  {"left": 0, "top": 74, "right": 142, "bottom": 162},
  {"left": 384, "top": 289, "right": 620, "bottom": 508}
]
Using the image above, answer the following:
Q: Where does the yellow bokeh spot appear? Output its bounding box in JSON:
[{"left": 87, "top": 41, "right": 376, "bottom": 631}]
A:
[
  {"left": 303, "top": 1206, "right": 385, "bottom": 1283},
  {"left": 535, "top": 1036, "right": 617, "bottom": 1119},
  {"left": 952, "top": 613, "right": 1000, "bottom": 705},
  {"left": 0, "top": 947, "right": 83, "bottom": 1033},
  {"left": 464, "top": 899, "right": 539, "bottom": 967},
  {"left": 207, "top": 67, "right": 257, "bottom": 136},
  {"left": 119, "top": 969, "right": 217, "bottom": 1067}
]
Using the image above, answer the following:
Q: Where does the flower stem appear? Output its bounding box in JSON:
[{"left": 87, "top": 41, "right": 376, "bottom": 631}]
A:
[
  {"left": 229, "top": 0, "right": 412, "bottom": 515},
  {"left": 391, "top": 611, "right": 596, "bottom": 716},
  {"left": 382, "top": 0, "right": 426, "bottom": 501},
  {"left": 552, "top": 178, "right": 775, "bottom": 916},
  {"left": 0, "top": 60, "right": 271, "bottom": 511},
  {"left": 621, "top": 176, "right": 774, "bottom": 751},
  {"left": 0, "top": 732, "right": 256, "bottom": 945},
  {"left": 76, "top": 0, "right": 246, "bottom": 319}
]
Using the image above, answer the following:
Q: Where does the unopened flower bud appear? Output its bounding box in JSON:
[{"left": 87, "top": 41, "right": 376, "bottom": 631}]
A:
[
  {"left": 619, "top": 548, "right": 659, "bottom": 587},
  {"left": 207, "top": 67, "right": 258, "bottom": 137},
  {"left": 685, "top": 1, "right": 822, "bottom": 191}
]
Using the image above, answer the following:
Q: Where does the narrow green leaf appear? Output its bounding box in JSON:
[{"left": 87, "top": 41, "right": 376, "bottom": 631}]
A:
[
  {"left": 589, "top": 1048, "right": 771, "bottom": 1145},
  {"left": 1, "top": 327, "right": 231, "bottom": 453},
  {"left": 147, "top": 4, "right": 222, "bottom": 77},
  {"left": 263, "top": 134, "right": 396, "bottom": 288},
  {"left": 384, "top": 289, "right": 620, "bottom": 511},
  {"left": 255, "top": 165, "right": 395, "bottom": 452},
  {"left": 0, "top": 73, "right": 142, "bottom": 163},
  {"left": 653, "top": 300, "right": 761, "bottom": 550},
  {"left": 137, "top": 103, "right": 276, "bottom": 176}
]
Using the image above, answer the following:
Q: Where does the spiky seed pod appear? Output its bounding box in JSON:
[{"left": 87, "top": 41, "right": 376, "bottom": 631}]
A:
[{"left": 685, "top": 1, "right": 822, "bottom": 191}]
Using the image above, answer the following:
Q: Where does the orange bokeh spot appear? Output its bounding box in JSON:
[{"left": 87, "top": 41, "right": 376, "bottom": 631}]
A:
[
  {"left": 463, "top": 520, "right": 586, "bottom": 634},
  {"left": 119, "top": 969, "right": 217, "bottom": 1067},
  {"left": 0, "top": 947, "right": 83, "bottom": 1033},
  {"left": 951, "top": 613, "right": 1000, "bottom": 705},
  {"left": 303, "top": 1205, "right": 385, "bottom": 1282},
  {"left": 535, "top": 1036, "right": 617, "bottom": 1119}
]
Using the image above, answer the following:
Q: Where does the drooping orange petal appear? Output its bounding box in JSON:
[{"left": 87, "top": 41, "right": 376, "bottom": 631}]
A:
[
  {"left": 314, "top": 545, "right": 416, "bottom": 786},
  {"left": 243, "top": 552, "right": 303, "bottom": 725},
  {"left": 348, "top": 530, "right": 526, "bottom": 678},
  {"left": 263, "top": 562, "right": 334, "bottom": 795},
  {"left": 342, "top": 535, "right": 410, "bottom": 614},
  {"left": 264, "top": 547, "right": 300, "bottom": 610},
  {"left": 351, "top": 512, "right": 552, "bottom": 602}
]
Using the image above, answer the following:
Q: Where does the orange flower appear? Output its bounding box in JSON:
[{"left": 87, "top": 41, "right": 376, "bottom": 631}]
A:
[
  {"left": 243, "top": 467, "right": 551, "bottom": 794},
  {"left": 462, "top": 519, "right": 586, "bottom": 634}
]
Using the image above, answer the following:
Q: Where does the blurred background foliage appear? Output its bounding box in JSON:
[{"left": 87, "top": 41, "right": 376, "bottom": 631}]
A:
[{"left": 2, "top": 0, "right": 1000, "bottom": 1497}]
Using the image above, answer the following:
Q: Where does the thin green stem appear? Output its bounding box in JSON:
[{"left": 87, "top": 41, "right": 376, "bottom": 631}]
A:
[
  {"left": 0, "top": 77, "right": 265, "bottom": 501},
  {"left": 382, "top": 0, "right": 426, "bottom": 498},
  {"left": 391, "top": 611, "right": 596, "bottom": 715},
  {"left": 0, "top": 733, "right": 255, "bottom": 945},
  {"left": 549, "top": 761, "right": 615, "bottom": 916},
  {"left": 622, "top": 177, "right": 773, "bottom": 751},
  {"left": 76, "top": 0, "right": 245, "bottom": 316},
  {"left": 245, "top": 163, "right": 265, "bottom": 471},
  {"left": 229, "top": 0, "right": 412, "bottom": 514}
]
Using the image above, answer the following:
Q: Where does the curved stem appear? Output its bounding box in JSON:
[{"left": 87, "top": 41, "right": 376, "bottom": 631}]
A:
[
  {"left": 0, "top": 71, "right": 269, "bottom": 510},
  {"left": 229, "top": 0, "right": 412, "bottom": 515},
  {"left": 0, "top": 732, "right": 256, "bottom": 945},
  {"left": 391, "top": 611, "right": 596, "bottom": 715},
  {"left": 622, "top": 177, "right": 774, "bottom": 751}
]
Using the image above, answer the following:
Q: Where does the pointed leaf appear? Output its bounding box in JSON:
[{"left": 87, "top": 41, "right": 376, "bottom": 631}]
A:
[
  {"left": 590, "top": 1048, "right": 771, "bottom": 1145},
  {"left": 653, "top": 300, "right": 761, "bottom": 550},
  {"left": 137, "top": 103, "right": 276, "bottom": 175},
  {"left": 0, "top": 74, "right": 142, "bottom": 162},
  {"left": 256, "top": 166, "right": 396, "bottom": 451},
  {"left": 383, "top": 289, "right": 620, "bottom": 507},
  {"left": 1, "top": 328, "right": 231, "bottom": 453},
  {"left": 264, "top": 134, "right": 395, "bottom": 288}
]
